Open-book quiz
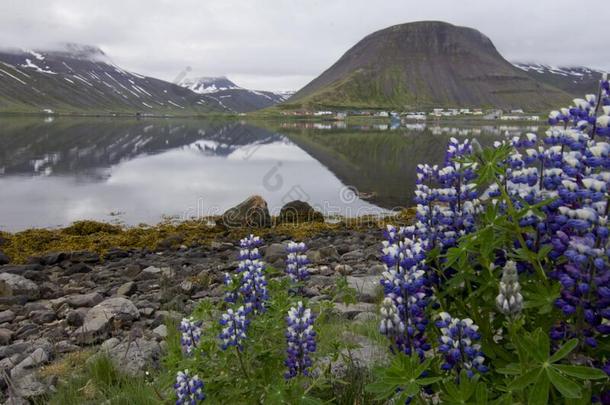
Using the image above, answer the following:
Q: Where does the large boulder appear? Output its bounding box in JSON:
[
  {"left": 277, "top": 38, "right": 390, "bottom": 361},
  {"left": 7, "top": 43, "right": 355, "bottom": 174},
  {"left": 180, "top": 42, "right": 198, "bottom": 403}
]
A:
[
  {"left": 102, "top": 337, "right": 163, "bottom": 375},
  {"left": 278, "top": 200, "right": 324, "bottom": 224},
  {"left": 0, "top": 273, "right": 40, "bottom": 301},
  {"left": 0, "top": 251, "right": 10, "bottom": 265},
  {"left": 346, "top": 276, "right": 382, "bottom": 303},
  {"left": 73, "top": 297, "right": 140, "bottom": 344},
  {"left": 217, "top": 195, "right": 271, "bottom": 228}
]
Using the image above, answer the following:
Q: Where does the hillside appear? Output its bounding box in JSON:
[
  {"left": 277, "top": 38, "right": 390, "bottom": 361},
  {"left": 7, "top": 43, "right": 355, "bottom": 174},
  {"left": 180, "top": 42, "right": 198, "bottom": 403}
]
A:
[
  {"left": 0, "top": 44, "right": 230, "bottom": 115},
  {"left": 179, "top": 76, "right": 292, "bottom": 112},
  {"left": 513, "top": 63, "right": 606, "bottom": 96},
  {"left": 285, "top": 21, "right": 571, "bottom": 111}
]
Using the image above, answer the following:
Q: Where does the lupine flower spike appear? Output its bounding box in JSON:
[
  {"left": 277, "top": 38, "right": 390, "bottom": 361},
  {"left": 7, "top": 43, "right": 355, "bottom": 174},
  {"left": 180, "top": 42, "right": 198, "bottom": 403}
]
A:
[
  {"left": 285, "top": 301, "right": 316, "bottom": 379},
  {"left": 495, "top": 261, "right": 523, "bottom": 317},
  {"left": 285, "top": 241, "right": 310, "bottom": 283},
  {"left": 219, "top": 306, "right": 249, "bottom": 350},
  {"left": 436, "top": 312, "right": 487, "bottom": 378},
  {"left": 180, "top": 317, "right": 202, "bottom": 356},
  {"left": 174, "top": 369, "right": 205, "bottom": 404}
]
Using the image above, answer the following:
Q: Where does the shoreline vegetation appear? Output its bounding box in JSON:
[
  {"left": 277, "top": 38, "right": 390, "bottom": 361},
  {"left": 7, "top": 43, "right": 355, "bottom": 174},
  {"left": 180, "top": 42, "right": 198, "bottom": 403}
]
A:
[{"left": 0, "top": 209, "right": 415, "bottom": 264}]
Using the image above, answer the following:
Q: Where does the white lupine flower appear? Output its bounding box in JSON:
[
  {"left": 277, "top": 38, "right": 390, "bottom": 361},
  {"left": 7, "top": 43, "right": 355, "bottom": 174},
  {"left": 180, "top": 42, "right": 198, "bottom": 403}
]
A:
[
  {"left": 495, "top": 261, "right": 523, "bottom": 316},
  {"left": 597, "top": 115, "right": 610, "bottom": 129}
]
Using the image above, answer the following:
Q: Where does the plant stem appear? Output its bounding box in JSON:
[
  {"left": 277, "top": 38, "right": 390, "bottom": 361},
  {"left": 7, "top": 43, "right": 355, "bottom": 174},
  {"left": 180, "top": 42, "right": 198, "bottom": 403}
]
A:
[{"left": 235, "top": 345, "right": 251, "bottom": 382}]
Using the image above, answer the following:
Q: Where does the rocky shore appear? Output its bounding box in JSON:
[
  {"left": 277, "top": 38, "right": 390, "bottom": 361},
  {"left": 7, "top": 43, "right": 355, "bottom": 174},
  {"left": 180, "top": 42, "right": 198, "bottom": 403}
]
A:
[{"left": 0, "top": 198, "right": 396, "bottom": 403}]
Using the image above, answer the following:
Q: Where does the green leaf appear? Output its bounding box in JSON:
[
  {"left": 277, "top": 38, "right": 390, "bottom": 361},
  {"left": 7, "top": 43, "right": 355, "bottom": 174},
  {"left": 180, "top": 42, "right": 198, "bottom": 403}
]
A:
[
  {"left": 510, "top": 368, "right": 542, "bottom": 391},
  {"left": 475, "top": 382, "right": 488, "bottom": 405},
  {"left": 554, "top": 365, "right": 609, "bottom": 380},
  {"left": 528, "top": 372, "right": 550, "bottom": 405},
  {"left": 549, "top": 339, "right": 578, "bottom": 363},
  {"left": 546, "top": 367, "right": 581, "bottom": 399},
  {"left": 416, "top": 377, "right": 443, "bottom": 386}
]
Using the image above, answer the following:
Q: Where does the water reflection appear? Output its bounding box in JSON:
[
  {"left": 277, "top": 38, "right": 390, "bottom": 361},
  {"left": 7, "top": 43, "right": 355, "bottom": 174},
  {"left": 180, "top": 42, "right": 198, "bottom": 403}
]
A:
[{"left": 0, "top": 117, "right": 535, "bottom": 231}]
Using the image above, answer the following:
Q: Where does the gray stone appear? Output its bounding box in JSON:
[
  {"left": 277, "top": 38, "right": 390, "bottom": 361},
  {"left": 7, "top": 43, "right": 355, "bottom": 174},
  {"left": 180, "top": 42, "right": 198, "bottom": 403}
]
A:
[
  {"left": 12, "top": 372, "right": 47, "bottom": 398},
  {"left": 0, "top": 273, "right": 40, "bottom": 300},
  {"left": 66, "top": 310, "right": 84, "bottom": 327},
  {"left": 180, "top": 280, "right": 193, "bottom": 293},
  {"left": 346, "top": 276, "right": 381, "bottom": 303},
  {"left": 65, "top": 262, "right": 93, "bottom": 275},
  {"left": 368, "top": 264, "right": 386, "bottom": 275},
  {"left": 142, "top": 266, "right": 161, "bottom": 274},
  {"left": 264, "top": 243, "right": 285, "bottom": 262},
  {"left": 29, "top": 310, "right": 56, "bottom": 324},
  {"left": 354, "top": 312, "right": 379, "bottom": 323},
  {"left": 335, "top": 264, "right": 353, "bottom": 275},
  {"left": 67, "top": 292, "right": 104, "bottom": 308},
  {"left": 333, "top": 302, "right": 377, "bottom": 319},
  {"left": 152, "top": 324, "right": 168, "bottom": 339},
  {"left": 73, "top": 297, "right": 140, "bottom": 344},
  {"left": 217, "top": 195, "right": 271, "bottom": 228},
  {"left": 11, "top": 347, "right": 50, "bottom": 378},
  {"left": 0, "top": 328, "right": 13, "bottom": 345},
  {"left": 117, "top": 281, "right": 137, "bottom": 296},
  {"left": 106, "top": 338, "right": 162, "bottom": 375},
  {"left": 0, "top": 309, "right": 16, "bottom": 323},
  {"left": 341, "top": 250, "right": 365, "bottom": 261}
]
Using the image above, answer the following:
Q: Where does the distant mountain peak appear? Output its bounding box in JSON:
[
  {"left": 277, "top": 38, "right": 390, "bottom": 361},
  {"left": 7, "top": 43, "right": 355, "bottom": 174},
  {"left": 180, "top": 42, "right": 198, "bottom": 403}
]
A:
[
  {"left": 55, "top": 43, "right": 108, "bottom": 60},
  {"left": 179, "top": 76, "right": 241, "bottom": 94}
]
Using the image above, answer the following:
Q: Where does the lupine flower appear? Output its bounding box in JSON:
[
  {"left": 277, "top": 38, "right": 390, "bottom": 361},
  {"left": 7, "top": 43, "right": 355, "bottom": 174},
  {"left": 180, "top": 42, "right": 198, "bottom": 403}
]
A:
[
  {"left": 174, "top": 370, "right": 205, "bottom": 404},
  {"left": 436, "top": 312, "right": 487, "bottom": 377},
  {"left": 285, "top": 301, "right": 316, "bottom": 379},
  {"left": 285, "top": 242, "right": 310, "bottom": 283},
  {"left": 219, "top": 306, "right": 249, "bottom": 350},
  {"left": 180, "top": 317, "right": 203, "bottom": 356},
  {"left": 495, "top": 261, "right": 524, "bottom": 317},
  {"left": 379, "top": 297, "right": 405, "bottom": 335}
]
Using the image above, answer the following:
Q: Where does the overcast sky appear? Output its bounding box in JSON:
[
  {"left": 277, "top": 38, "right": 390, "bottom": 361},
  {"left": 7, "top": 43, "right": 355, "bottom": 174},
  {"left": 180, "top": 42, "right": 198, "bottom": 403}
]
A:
[{"left": 1, "top": 0, "right": 608, "bottom": 91}]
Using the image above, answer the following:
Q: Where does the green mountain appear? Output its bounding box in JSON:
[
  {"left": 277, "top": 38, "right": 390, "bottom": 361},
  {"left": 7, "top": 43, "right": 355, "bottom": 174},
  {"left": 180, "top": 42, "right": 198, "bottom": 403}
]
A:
[{"left": 284, "top": 21, "right": 571, "bottom": 111}]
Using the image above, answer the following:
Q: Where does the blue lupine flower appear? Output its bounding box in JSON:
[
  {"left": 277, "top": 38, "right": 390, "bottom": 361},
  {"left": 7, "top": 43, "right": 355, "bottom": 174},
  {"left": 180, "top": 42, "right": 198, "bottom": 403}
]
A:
[
  {"left": 180, "top": 317, "right": 202, "bottom": 356},
  {"left": 436, "top": 312, "right": 487, "bottom": 377},
  {"left": 174, "top": 370, "right": 205, "bottom": 404},
  {"left": 286, "top": 241, "right": 310, "bottom": 283},
  {"left": 285, "top": 301, "right": 316, "bottom": 379},
  {"left": 219, "top": 306, "right": 249, "bottom": 350}
]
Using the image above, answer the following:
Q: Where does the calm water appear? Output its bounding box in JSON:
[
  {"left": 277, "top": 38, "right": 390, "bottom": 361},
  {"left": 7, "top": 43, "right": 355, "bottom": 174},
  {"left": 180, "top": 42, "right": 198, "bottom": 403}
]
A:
[{"left": 0, "top": 117, "right": 538, "bottom": 231}]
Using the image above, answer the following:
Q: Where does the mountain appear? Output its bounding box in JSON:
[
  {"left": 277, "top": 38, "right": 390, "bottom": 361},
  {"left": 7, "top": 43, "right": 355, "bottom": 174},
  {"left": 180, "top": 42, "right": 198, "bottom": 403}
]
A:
[
  {"left": 513, "top": 63, "right": 606, "bottom": 97},
  {"left": 285, "top": 21, "right": 571, "bottom": 111},
  {"left": 179, "top": 76, "right": 293, "bottom": 112},
  {"left": 0, "top": 44, "right": 231, "bottom": 115}
]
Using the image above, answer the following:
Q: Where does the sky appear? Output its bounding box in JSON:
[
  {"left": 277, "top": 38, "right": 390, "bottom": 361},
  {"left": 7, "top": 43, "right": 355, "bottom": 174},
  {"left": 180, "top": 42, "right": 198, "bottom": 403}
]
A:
[{"left": 0, "top": 0, "right": 608, "bottom": 92}]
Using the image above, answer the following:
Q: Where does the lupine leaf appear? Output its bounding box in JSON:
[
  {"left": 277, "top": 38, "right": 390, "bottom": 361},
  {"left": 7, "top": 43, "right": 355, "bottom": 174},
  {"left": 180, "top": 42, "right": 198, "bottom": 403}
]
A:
[
  {"left": 510, "top": 367, "right": 542, "bottom": 390},
  {"left": 548, "top": 339, "right": 578, "bottom": 363},
  {"left": 553, "top": 365, "right": 608, "bottom": 380},
  {"left": 528, "top": 372, "right": 550, "bottom": 405},
  {"left": 546, "top": 367, "right": 581, "bottom": 398}
]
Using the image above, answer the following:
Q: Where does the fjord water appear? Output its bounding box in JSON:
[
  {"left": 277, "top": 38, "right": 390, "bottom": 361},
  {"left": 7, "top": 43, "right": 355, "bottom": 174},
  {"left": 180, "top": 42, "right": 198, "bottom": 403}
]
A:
[{"left": 0, "top": 117, "right": 534, "bottom": 231}]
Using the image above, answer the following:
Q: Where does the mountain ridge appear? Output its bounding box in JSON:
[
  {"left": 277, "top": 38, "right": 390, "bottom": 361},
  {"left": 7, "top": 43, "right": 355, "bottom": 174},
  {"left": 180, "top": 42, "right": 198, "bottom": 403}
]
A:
[{"left": 285, "top": 21, "right": 572, "bottom": 111}]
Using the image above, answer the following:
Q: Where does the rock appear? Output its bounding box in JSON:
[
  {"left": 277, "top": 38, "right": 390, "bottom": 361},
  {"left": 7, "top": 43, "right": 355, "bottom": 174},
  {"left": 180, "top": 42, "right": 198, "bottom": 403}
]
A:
[
  {"left": 368, "top": 264, "right": 386, "bottom": 275},
  {"left": 67, "top": 292, "right": 104, "bottom": 308},
  {"left": 29, "top": 310, "right": 56, "bottom": 324},
  {"left": 12, "top": 372, "right": 47, "bottom": 398},
  {"left": 264, "top": 243, "right": 285, "bottom": 263},
  {"left": 14, "top": 323, "right": 39, "bottom": 340},
  {"left": 117, "top": 281, "right": 137, "bottom": 296},
  {"left": 124, "top": 264, "right": 142, "bottom": 279},
  {"left": 0, "top": 252, "right": 9, "bottom": 265},
  {"left": 217, "top": 195, "right": 271, "bottom": 228},
  {"left": 11, "top": 347, "right": 50, "bottom": 378},
  {"left": 277, "top": 200, "right": 324, "bottom": 224},
  {"left": 335, "top": 264, "right": 353, "bottom": 275},
  {"left": 180, "top": 280, "right": 193, "bottom": 293},
  {"left": 354, "top": 312, "right": 378, "bottom": 323},
  {"left": 142, "top": 266, "right": 161, "bottom": 275},
  {"left": 0, "top": 328, "right": 13, "bottom": 345},
  {"left": 66, "top": 310, "right": 84, "bottom": 327},
  {"left": 333, "top": 302, "right": 377, "bottom": 319},
  {"left": 104, "top": 248, "right": 129, "bottom": 261},
  {"left": 73, "top": 297, "right": 140, "bottom": 344},
  {"left": 40, "top": 252, "right": 68, "bottom": 266},
  {"left": 65, "top": 262, "right": 92, "bottom": 275},
  {"left": 346, "top": 276, "right": 381, "bottom": 303},
  {"left": 4, "top": 396, "right": 29, "bottom": 405},
  {"left": 70, "top": 251, "right": 100, "bottom": 263},
  {"left": 0, "top": 273, "right": 40, "bottom": 300},
  {"left": 152, "top": 324, "right": 168, "bottom": 339},
  {"left": 0, "top": 309, "right": 16, "bottom": 323},
  {"left": 105, "top": 338, "right": 162, "bottom": 375},
  {"left": 341, "top": 250, "right": 364, "bottom": 261}
]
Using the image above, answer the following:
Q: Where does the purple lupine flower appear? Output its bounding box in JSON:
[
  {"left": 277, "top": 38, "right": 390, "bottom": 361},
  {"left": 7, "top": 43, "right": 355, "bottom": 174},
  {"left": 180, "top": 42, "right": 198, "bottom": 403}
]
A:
[
  {"left": 436, "top": 312, "right": 487, "bottom": 378},
  {"left": 219, "top": 306, "right": 249, "bottom": 350},
  {"left": 174, "top": 370, "right": 205, "bottom": 404},
  {"left": 180, "top": 317, "right": 202, "bottom": 356},
  {"left": 285, "top": 241, "right": 310, "bottom": 283},
  {"left": 285, "top": 301, "right": 316, "bottom": 379}
]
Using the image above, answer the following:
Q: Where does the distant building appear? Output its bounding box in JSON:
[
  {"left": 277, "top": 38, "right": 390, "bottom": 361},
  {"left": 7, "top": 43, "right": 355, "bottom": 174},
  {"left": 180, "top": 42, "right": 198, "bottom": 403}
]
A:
[
  {"left": 314, "top": 110, "right": 333, "bottom": 116},
  {"left": 510, "top": 109, "right": 525, "bottom": 114},
  {"left": 376, "top": 111, "right": 389, "bottom": 117}
]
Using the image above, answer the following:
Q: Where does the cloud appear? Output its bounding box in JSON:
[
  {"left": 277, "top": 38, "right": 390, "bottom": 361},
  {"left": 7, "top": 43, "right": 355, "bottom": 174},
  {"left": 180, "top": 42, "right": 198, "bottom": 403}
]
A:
[{"left": 0, "top": 0, "right": 607, "bottom": 91}]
